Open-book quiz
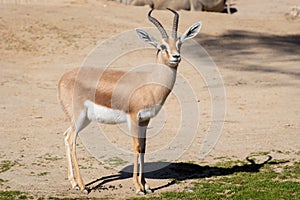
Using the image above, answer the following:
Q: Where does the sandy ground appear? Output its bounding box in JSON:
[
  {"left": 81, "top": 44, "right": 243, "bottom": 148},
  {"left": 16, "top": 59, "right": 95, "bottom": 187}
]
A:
[{"left": 0, "top": 0, "right": 299, "bottom": 199}]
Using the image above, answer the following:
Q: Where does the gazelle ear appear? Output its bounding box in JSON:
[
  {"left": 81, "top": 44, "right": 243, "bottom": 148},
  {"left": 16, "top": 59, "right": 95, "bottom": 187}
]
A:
[
  {"left": 179, "top": 22, "right": 202, "bottom": 43},
  {"left": 135, "top": 29, "right": 160, "bottom": 49}
]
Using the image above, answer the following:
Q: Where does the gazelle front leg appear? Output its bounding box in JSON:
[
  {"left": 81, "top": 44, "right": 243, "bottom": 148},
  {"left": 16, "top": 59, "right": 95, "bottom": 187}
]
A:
[
  {"left": 139, "top": 152, "right": 152, "bottom": 193},
  {"left": 131, "top": 119, "right": 151, "bottom": 195},
  {"left": 133, "top": 150, "right": 143, "bottom": 194}
]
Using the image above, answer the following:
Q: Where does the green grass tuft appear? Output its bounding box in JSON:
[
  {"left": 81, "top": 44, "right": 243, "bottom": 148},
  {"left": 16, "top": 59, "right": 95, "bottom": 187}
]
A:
[
  {"left": 0, "top": 190, "right": 33, "bottom": 200},
  {"left": 37, "top": 172, "right": 50, "bottom": 176},
  {"left": 128, "top": 160, "right": 300, "bottom": 200},
  {"left": 0, "top": 160, "right": 16, "bottom": 173}
]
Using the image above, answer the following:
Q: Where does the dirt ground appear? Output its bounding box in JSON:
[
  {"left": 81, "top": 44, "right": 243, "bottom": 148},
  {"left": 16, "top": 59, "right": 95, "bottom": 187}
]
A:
[{"left": 0, "top": 0, "right": 299, "bottom": 199}]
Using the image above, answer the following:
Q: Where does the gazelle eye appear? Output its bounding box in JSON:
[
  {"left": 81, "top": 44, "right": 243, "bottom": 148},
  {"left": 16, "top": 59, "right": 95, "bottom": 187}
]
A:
[{"left": 160, "top": 45, "right": 167, "bottom": 51}]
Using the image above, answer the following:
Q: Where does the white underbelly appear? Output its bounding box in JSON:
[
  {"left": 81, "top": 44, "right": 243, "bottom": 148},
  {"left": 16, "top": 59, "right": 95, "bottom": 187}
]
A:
[
  {"left": 84, "top": 100, "right": 163, "bottom": 124},
  {"left": 85, "top": 100, "right": 127, "bottom": 124}
]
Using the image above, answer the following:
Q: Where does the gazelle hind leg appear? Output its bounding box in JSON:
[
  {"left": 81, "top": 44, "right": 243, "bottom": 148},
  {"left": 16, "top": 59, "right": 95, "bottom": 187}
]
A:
[
  {"left": 70, "top": 131, "right": 87, "bottom": 193},
  {"left": 64, "top": 127, "right": 77, "bottom": 188},
  {"left": 71, "top": 109, "right": 91, "bottom": 192},
  {"left": 65, "top": 126, "right": 88, "bottom": 193}
]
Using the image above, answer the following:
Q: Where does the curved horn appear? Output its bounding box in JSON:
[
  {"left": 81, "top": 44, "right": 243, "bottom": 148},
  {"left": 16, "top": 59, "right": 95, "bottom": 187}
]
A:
[
  {"left": 167, "top": 8, "right": 179, "bottom": 38},
  {"left": 148, "top": 9, "right": 168, "bottom": 39}
]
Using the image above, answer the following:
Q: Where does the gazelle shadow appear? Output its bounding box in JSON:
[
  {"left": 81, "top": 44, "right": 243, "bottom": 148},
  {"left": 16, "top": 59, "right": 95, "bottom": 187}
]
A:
[{"left": 87, "top": 155, "right": 287, "bottom": 192}]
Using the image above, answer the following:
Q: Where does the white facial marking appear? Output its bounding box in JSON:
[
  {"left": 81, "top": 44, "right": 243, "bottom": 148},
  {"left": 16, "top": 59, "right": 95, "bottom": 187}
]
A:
[
  {"left": 162, "top": 40, "right": 170, "bottom": 52},
  {"left": 84, "top": 100, "right": 127, "bottom": 124},
  {"left": 176, "top": 40, "right": 181, "bottom": 51}
]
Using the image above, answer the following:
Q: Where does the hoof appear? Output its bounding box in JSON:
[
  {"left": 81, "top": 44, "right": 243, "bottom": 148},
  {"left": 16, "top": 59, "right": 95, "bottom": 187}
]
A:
[
  {"left": 82, "top": 187, "right": 90, "bottom": 194},
  {"left": 73, "top": 185, "right": 80, "bottom": 191},
  {"left": 145, "top": 184, "right": 153, "bottom": 193},
  {"left": 73, "top": 185, "right": 89, "bottom": 194},
  {"left": 136, "top": 190, "right": 146, "bottom": 195},
  {"left": 146, "top": 188, "right": 153, "bottom": 194}
]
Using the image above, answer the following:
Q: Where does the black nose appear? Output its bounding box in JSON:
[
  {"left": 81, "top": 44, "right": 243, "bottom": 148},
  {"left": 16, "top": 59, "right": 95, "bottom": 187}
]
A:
[{"left": 172, "top": 54, "right": 181, "bottom": 62}]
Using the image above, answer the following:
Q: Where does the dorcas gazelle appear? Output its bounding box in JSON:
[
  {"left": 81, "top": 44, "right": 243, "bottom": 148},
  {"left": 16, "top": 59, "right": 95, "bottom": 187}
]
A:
[{"left": 58, "top": 8, "right": 201, "bottom": 195}]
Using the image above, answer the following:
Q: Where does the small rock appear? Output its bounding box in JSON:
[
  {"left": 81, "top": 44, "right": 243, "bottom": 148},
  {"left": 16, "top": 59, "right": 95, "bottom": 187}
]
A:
[{"left": 187, "top": 188, "right": 193, "bottom": 193}]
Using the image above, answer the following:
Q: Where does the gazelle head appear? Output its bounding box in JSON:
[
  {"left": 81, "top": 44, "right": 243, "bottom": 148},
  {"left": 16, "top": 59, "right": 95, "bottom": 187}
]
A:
[{"left": 136, "top": 8, "right": 202, "bottom": 68}]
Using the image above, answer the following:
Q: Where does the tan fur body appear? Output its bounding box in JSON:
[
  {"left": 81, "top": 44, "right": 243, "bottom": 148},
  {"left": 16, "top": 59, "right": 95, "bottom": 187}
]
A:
[{"left": 58, "top": 65, "right": 175, "bottom": 124}]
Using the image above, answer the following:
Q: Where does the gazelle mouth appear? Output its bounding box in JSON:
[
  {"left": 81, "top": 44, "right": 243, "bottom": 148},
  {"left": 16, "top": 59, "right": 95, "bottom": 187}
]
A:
[
  {"left": 169, "top": 61, "right": 179, "bottom": 66},
  {"left": 169, "top": 59, "right": 181, "bottom": 65}
]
